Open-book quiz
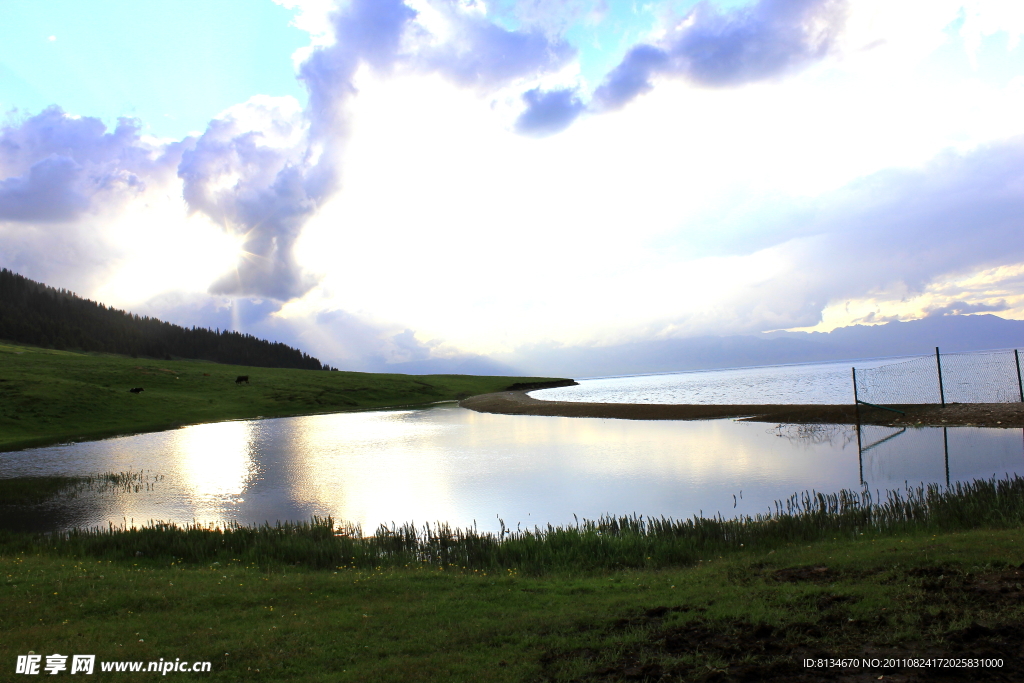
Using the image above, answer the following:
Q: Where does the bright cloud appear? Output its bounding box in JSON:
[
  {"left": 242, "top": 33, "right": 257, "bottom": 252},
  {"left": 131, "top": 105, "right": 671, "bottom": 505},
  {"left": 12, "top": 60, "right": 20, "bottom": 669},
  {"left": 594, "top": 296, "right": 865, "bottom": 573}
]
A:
[{"left": 1, "top": 0, "right": 1023, "bottom": 374}]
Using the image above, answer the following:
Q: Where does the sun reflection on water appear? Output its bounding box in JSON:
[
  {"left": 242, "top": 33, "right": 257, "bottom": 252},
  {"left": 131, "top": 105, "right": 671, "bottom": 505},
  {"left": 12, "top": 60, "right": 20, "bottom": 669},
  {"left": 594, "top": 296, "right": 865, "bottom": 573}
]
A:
[
  {"left": 171, "top": 419, "right": 258, "bottom": 508},
  {"left": 284, "top": 410, "right": 461, "bottom": 531}
]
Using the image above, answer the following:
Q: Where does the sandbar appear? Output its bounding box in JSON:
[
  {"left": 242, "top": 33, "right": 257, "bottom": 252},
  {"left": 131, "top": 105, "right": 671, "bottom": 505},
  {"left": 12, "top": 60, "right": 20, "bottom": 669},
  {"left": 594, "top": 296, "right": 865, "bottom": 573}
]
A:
[{"left": 459, "top": 391, "right": 1024, "bottom": 428}]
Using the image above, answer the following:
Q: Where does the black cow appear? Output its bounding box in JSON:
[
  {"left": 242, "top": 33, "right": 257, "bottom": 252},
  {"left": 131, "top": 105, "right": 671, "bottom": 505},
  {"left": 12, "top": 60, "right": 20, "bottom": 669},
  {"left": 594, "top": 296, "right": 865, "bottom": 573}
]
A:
[
  {"left": 235, "top": 375, "right": 249, "bottom": 385},
  {"left": 129, "top": 387, "right": 144, "bottom": 394}
]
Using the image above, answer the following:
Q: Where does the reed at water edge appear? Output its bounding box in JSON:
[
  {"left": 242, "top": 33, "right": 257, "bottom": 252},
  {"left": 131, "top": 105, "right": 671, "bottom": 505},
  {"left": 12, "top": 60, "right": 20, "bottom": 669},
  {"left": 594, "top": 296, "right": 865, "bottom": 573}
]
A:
[
  {"left": 0, "top": 470, "right": 160, "bottom": 506},
  {"left": 3, "top": 476, "right": 1024, "bottom": 573}
]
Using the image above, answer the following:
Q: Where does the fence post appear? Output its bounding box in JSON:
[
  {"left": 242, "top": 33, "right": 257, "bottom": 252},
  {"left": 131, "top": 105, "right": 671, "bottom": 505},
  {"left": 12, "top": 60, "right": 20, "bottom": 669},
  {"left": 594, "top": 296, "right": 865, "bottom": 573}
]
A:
[
  {"left": 852, "top": 367, "right": 859, "bottom": 404},
  {"left": 1016, "top": 349, "right": 1023, "bottom": 403},
  {"left": 935, "top": 347, "right": 945, "bottom": 407}
]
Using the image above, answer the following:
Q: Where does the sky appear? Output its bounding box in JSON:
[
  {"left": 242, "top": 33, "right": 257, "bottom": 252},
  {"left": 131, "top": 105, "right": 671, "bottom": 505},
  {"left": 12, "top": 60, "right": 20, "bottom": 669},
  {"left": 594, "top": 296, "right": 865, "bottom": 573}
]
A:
[{"left": 1, "top": 0, "right": 1023, "bottom": 375}]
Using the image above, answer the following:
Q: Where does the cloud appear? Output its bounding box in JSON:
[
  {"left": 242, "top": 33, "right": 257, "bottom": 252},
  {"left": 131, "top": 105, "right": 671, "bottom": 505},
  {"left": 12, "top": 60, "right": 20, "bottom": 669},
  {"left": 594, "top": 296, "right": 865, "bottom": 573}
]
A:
[
  {"left": 691, "top": 136, "right": 1024, "bottom": 335},
  {"left": 133, "top": 291, "right": 414, "bottom": 372},
  {"left": 591, "top": 45, "right": 671, "bottom": 111},
  {"left": 850, "top": 311, "right": 903, "bottom": 325},
  {"left": 179, "top": 0, "right": 418, "bottom": 302},
  {"left": 819, "top": 140, "right": 1024, "bottom": 296},
  {"left": 416, "top": 1, "right": 577, "bottom": 89},
  {"left": 513, "top": 87, "right": 585, "bottom": 137},
  {"left": 0, "top": 106, "right": 184, "bottom": 222},
  {"left": 0, "top": 155, "right": 88, "bottom": 222},
  {"left": 300, "top": 0, "right": 417, "bottom": 136},
  {"left": 181, "top": 0, "right": 577, "bottom": 302},
  {"left": 592, "top": 0, "right": 847, "bottom": 110},
  {"left": 924, "top": 299, "right": 1010, "bottom": 317},
  {"left": 668, "top": 0, "right": 847, "bottom": 87},
  {"left": 177, "top": 96, "right": 322, "bottom": 301},
  {"left": 507, "top": 0, "right": 602, "bottom": 39},
  {"left": 0, "top": 107, "right": 190, "bottom": 293}
]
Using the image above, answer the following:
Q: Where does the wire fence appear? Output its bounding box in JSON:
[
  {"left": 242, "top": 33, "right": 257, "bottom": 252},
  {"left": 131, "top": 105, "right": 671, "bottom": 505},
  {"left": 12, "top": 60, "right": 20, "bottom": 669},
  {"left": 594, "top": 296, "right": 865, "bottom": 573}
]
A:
[{"left": 853, "top": 347, "right": 1024, "bottom": 405}]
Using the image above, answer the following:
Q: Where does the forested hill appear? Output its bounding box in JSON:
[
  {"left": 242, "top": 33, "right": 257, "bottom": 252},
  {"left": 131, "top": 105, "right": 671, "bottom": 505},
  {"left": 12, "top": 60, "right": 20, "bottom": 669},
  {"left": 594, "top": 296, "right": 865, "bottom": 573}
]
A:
[{"left": 0, "top": 269, "right": 333, "bottom": 371}]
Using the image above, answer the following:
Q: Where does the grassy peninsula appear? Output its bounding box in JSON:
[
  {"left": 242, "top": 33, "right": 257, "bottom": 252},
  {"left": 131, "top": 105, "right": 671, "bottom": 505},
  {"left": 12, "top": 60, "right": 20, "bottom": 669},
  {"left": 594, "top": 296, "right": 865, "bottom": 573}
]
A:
[{"left": 0, "top": 342, "right": 569, "bottom": 451}]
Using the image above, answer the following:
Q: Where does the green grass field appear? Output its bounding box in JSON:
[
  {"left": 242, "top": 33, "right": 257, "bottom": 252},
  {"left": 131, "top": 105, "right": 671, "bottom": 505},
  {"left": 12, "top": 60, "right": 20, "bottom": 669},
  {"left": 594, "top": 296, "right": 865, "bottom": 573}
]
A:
[
  {"left": 5, "top": 342, "right": 1024, "bottom": 679},
  {"left": 2, "top": 476, "right": 1024, "bottom": 680},
  {"left": 2, "top": 529, "right": 1021, "bottom": 681},
  {"left": 0, "top": 342, "right": 565, "bottom": 451}
]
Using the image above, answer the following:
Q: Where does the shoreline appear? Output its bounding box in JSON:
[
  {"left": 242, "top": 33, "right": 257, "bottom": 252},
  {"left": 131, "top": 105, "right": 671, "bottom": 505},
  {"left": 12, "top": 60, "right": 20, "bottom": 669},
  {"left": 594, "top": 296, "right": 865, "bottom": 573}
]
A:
[{"left": 459, "top": 391, "right": 1024, "bottom": 428}]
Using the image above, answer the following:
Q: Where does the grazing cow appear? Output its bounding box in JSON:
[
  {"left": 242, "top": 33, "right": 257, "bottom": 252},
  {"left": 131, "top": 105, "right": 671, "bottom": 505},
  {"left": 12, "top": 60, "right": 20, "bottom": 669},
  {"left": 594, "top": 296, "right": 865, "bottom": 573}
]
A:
[
  {"left": 129, "top": 387, "right": 144, "bottom": 394},
  {"left": 235, "top": 375, "right": 249, "bottom": 385}
]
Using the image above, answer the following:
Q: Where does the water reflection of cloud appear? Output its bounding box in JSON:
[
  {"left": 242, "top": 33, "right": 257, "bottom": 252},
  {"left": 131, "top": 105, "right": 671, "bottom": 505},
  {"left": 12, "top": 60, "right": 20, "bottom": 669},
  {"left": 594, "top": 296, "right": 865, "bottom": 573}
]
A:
[{"left": 274, "top": 407, "right": 864, "bottom": 532}]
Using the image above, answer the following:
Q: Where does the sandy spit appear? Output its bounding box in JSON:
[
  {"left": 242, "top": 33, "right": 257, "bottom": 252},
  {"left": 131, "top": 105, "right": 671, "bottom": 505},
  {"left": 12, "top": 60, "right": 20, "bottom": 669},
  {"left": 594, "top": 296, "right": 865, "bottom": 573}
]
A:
[{"left": 460, "top": 391, "right": 1024, "bottom": 428}]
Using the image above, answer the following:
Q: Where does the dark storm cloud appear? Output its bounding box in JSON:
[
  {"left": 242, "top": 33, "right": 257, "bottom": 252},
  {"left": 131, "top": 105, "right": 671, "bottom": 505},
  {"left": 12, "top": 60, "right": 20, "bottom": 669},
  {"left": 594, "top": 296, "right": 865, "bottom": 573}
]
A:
[
  {"left": 592, "top": 0, "right": 847, "bottom": 111},
  {"left": 0, "top": 106, "right": 184, "bottom": 222},
  {"left": 514, "top": 87, "right": 585, "bottom": 137}
]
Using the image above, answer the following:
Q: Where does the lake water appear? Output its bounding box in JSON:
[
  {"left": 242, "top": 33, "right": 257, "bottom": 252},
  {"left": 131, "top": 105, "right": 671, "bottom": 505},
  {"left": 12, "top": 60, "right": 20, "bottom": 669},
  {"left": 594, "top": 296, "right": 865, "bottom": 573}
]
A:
[
  {"left": 3, "top": 403, "right": 1022, "bottom": 534},
  {"left": 531, "top": 358, "right": 906, "bottom": 405}
]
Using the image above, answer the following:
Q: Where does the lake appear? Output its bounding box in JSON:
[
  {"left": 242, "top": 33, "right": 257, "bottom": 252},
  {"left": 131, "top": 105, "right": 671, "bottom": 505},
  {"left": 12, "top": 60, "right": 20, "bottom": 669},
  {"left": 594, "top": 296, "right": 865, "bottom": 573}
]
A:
[
  {"left": 3, "top": 402, "right": 1022, "bottom": 534},
  {"left": 532, "top": 352, "right": 1024, "bottom": 405},
  {"left": 532, "top": 358, "right": 905, "bottom": 404}
]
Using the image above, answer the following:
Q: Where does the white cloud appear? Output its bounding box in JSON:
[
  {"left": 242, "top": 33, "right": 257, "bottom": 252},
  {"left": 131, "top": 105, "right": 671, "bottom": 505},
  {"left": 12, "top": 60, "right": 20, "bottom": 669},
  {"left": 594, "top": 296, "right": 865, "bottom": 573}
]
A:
[{"left": 5, "top": 0, "right": 1024, "bottom": 373}]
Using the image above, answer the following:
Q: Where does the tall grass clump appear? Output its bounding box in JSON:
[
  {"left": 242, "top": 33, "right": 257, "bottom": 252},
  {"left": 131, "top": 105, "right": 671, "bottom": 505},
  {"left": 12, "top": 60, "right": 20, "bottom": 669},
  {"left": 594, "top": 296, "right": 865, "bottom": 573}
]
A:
[
  {"left": 6, "top": 476, "right": 1024, "bottom": 573},
  {"left": 0, "top": 470, "right": 160, "bottom": 506}
]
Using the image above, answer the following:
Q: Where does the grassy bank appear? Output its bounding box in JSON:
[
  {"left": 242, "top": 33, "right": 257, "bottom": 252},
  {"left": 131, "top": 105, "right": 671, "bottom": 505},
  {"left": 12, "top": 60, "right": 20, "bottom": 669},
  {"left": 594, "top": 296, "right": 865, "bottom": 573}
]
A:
[
  {"left": 2, "top": 531, "right": 1022, "bottom": 680},
  {"left": 3, "top": 478, "right": 1024, "bottom": 680},
  {"left": 4, "top": 476, "right": 1024, "bottom": 572},
  {"left": 0, "top": 342, "right": 567, "bottom": 451}
]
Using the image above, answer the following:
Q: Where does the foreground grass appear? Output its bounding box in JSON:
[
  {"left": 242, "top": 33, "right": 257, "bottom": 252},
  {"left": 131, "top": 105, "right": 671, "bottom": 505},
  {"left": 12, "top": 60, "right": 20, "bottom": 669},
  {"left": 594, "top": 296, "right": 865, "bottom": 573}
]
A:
[
  {"left": 3, "top": 476, "right": 1020, "bottom": 573},
  {"left": 0, "top": 342, "right": 566, "bottom": 451},
  {"left": 3, "top": 477, "right": 1024, "bottom": 680},
  {"left": 2, "top": 530, "right": 1022, "bottom": 681}
]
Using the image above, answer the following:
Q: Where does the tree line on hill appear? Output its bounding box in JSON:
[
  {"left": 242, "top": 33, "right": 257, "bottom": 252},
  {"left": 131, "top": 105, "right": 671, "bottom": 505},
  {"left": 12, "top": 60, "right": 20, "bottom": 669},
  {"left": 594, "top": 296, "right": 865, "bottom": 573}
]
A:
[{"left": 0, "top": 269, "right": 338, "bottom": 371}]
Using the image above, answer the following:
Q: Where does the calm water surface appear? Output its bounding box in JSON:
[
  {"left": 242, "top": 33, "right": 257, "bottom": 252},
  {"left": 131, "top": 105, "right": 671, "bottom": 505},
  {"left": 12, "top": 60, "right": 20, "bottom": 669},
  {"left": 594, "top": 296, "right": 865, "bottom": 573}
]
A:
[
  {"left": 532, "top": 359, "right": 906, "bottom": 404},
  {"left": 3, "top": 404, "right": 1022, "bottom": 533}
]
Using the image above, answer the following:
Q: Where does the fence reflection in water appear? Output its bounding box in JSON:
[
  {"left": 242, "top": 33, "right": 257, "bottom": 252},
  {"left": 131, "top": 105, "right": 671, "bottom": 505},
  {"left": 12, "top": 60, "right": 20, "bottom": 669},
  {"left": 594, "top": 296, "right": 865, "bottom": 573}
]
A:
[{"left": 855, "top": 423, "right": 1024, "bottom": 489}]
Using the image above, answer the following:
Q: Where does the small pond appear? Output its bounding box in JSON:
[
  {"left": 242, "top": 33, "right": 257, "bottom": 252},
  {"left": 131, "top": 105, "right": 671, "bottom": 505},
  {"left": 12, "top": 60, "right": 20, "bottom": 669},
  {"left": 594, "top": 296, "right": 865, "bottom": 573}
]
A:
[{"left": 3, "top": 404, "right": 1022, "bottom": 534}]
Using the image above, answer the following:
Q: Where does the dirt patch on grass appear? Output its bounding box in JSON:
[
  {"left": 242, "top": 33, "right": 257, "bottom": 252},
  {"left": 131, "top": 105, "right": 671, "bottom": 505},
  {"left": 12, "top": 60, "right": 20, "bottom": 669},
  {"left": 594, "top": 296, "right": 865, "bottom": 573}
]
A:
[
  {"left": 460, "top": 391, "right": 1024, "bottom": 428},
  {"left": 540, "top": 565, "right": 1024, "bottom": 682},
  {"left": 771, "top": 565, "right": 835, "bottom": 583}
]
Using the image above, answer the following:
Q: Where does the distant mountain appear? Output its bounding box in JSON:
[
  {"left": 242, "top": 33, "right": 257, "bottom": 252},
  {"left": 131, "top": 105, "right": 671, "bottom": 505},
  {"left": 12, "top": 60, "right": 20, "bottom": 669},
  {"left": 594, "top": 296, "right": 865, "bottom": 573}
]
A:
[
  {"left": 505, "top": 315, "right": 1024, "bottom": 378},
  {"left": 0, "top": 269, "right": 334, "bottom": 371}
]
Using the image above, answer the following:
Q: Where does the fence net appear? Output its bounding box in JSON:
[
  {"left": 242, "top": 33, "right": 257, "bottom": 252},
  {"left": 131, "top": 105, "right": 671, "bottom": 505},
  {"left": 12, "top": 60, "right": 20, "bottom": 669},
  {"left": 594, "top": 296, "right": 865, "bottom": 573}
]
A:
[{"left": 854, "top": 348, "right": 1024, "bottom": 405}]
